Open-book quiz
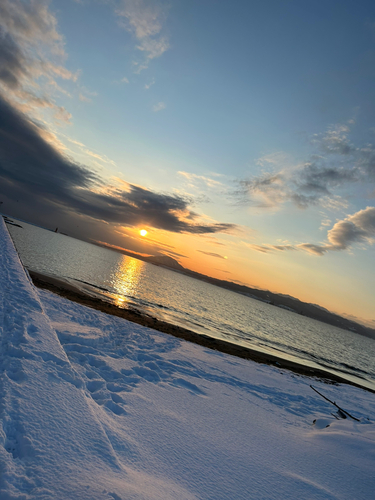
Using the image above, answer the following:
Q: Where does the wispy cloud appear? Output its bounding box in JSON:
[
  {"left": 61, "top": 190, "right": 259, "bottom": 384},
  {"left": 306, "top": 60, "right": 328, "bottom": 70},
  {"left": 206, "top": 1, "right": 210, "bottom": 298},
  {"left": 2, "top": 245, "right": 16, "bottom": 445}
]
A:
[
  {"left": 66, "top": 137, "right": 85, "bottom": 148},
  {"left": 84, "top": 149, "right": 116, "bottom": 167},
  {"left": 78, "top": 86, "right": 97, "bottom": 103},
  {"left": 114, "top": 0, "right": 170, "bottom": 72},
  {"left": 245, "top": 244, "right": 296, "bottom": 254},
  {"left": 144, "top": 77, "right": 155, "bottom": 89},
  {"left": 236, "top": 122, "right": 375, "bottom": 211},
  {"left": 319, "top": 217, "right": 331, "bottom": 230},
  {"left": 61, "top": 134, "right": 118, "bottom": 169},
  {"left": 152, "top": 101, "right": 165, "bottom": 112},
  {"left": 79, "top": 93, "right": 91, "bottom": 103},
  {"left": 178, "top": 171, "right": 224, "bottom": 190}
]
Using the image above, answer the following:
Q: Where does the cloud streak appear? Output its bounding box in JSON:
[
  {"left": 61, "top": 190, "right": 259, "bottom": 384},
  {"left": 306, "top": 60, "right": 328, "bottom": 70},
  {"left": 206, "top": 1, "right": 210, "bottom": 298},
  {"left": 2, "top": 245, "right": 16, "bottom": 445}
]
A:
[
  {"left": 152, "top": 101, "right": 166, "bottom": 112},
  {"left": 248, "top": 244, "right": 296, "bottom": 254},
  {"left": 178, "top": 171, "right": 224, "bottom": 189},
  {"left": 197, "top": 251, "right": 226, "bottom": 259}
]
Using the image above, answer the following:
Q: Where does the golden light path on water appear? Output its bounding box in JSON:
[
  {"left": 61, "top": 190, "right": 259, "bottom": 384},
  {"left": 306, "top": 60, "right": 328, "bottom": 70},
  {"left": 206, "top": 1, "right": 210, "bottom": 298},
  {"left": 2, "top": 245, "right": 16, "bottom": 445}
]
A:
[{"left": 109, "top": 256, "right": 144, "bottom": 307}]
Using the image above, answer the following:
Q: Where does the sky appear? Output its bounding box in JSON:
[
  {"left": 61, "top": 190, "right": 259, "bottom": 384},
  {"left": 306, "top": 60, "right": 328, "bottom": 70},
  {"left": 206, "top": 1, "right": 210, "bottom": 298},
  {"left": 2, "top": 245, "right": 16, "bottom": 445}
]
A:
[{"left": 0, "top": 0, "right": 375, "bottom": 326}]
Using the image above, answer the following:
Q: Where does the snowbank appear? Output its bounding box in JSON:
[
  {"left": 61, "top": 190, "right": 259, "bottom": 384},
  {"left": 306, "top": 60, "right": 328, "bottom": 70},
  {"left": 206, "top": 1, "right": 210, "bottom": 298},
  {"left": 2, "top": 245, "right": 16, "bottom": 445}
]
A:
[{"left": 1, "top": 217, "right": 375, "bottom": 499}]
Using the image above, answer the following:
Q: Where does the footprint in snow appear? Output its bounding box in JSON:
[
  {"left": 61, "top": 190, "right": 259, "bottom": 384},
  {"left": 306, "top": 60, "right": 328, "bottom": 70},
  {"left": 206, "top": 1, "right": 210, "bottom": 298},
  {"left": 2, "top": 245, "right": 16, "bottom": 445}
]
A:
[{"left": 171, "top": 377, "right": 206, "bottom": 396}]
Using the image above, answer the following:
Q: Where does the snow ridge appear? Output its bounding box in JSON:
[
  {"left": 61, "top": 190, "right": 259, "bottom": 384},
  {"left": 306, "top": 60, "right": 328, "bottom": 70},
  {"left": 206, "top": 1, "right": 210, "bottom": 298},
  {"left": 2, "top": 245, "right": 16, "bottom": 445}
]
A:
[{"left": 0, "top": 219, "right": 143, "bottom": 499}]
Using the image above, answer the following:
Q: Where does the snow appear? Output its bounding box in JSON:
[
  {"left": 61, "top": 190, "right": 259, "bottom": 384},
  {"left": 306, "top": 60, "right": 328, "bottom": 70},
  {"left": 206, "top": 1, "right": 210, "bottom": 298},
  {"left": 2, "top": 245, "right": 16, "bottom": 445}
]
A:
[{"left": 1, "top": 217, "right": 375, "bottom": 499}]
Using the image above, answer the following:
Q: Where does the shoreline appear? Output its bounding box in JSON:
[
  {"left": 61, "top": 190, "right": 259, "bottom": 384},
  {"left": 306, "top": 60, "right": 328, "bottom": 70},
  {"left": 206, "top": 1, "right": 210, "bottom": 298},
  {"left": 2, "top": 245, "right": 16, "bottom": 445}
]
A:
[{"left": 28, "top": 270, "right": 375, "bottom": 394}]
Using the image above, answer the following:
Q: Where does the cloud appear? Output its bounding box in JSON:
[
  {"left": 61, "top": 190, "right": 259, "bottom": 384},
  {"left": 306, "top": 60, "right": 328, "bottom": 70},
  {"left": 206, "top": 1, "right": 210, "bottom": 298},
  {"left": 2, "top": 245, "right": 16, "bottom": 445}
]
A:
[
  {"left": 319, "top": 218, "right": 332, "bottom": 230},
  {"left": 84, "top": 149, "right": 116, "bottom": 166},
  {"left": 152, "top": 101, "right": 165, "bottom": 112},
  {"left": 78, "top": 87, "right": 97, "bottom": 103},
  {"left": 0, "top": 0, "right": 76, "bottom": 122},
  {"left": 0, "top": 96, "right": 96, "bottom": 198},
  {"left": 79, "top": 93, "right": 92, "bottom": 102},
  {"left": 121, "top": 76, "right": 129, "bottom": 83},
  {"left": 296, "top": 243, "right": 328, "bottom": 256},
  {"left": 0, "top": 26, "right": 28, "bottom": 87},
  {"left": 0, "top": 96, "right": 237, "bottom": 237},
  {"left": 298, "top": 207, "right": 375, "bottom": 255},
  {"left": 311, "top": 124, "right": 354, "bottom": 156},
  {"left": 238, "top": 172, "right": 288, "bottom": 208},
  {"left": 197, "top": 251, "right": 226, "bottom": 259},
  {"left": 114, "top": 0, "right": 170, "bottom": 72},
  {"left": 66, "top": 137, "right": 85, "bottom": 148},
  {"left": 178, "top": 171, "right": 224, "bottom": 189},
  {"left": 247, "top": 244, "right": 296, "bottom": 254},
  {"left": 136, "top": 36, "right": 169, "bottom": 60},
  {"left": 237, "top": 122, "right": 375, "bottom": 210},
  {"left": 144, "top": 77, "right": 155, "bottom": 89},
  {"left": 327, "top": 207, "right": 375, "bottom": 249}
]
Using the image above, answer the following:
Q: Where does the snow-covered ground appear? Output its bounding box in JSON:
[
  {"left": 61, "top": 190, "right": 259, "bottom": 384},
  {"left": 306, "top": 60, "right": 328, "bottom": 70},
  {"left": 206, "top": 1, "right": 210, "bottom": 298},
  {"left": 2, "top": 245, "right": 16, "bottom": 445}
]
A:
[{"left": 1, "top": 218, "right": 375, "bottom": 500}]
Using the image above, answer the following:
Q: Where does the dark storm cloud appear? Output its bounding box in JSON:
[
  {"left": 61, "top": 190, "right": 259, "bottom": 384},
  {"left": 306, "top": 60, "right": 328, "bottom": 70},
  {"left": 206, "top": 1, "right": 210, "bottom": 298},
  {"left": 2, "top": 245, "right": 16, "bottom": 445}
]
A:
[
  {"left": 0, "top": 96, "right": 236, "bottom": 235},
  {"left": 71, "top": 185, "right": 235, "bottom": 234}
]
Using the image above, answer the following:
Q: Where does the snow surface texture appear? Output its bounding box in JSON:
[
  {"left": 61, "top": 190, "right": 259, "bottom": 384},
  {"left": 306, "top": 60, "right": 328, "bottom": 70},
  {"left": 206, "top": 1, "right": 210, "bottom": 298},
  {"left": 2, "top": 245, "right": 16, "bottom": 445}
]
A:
[{"left": 1, "top": 218, "right": 375, "bottom": 500}]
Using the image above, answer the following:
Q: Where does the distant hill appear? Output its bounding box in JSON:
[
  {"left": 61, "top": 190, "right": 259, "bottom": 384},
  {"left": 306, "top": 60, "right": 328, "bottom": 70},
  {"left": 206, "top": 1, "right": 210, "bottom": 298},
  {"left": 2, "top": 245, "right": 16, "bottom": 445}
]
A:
[
  {"left": 144, "top": 255, "right": 185, "bottom": 271},
  {"left": 93, "top": 242, "right": 375, "bottom": 340},
  {"left": 143, "top": 255, "right": 375, "bottom": 340},
  {"left": 181, "top": 269, "right": 375, "bottom": 340}
]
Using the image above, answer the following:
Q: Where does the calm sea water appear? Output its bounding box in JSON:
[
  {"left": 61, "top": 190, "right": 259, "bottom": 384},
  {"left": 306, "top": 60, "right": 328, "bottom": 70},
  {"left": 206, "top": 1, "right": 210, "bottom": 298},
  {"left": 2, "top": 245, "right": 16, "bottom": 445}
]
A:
[{"left": 7, "top": 219, "right": 375, "bottom": 391}]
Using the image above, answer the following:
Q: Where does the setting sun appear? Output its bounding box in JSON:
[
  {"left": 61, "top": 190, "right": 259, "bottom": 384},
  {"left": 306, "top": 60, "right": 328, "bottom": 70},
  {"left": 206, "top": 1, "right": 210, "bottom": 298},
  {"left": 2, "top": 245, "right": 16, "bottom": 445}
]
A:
[{"left": 139, "top": 229, "right": 148, "bottom": 237}]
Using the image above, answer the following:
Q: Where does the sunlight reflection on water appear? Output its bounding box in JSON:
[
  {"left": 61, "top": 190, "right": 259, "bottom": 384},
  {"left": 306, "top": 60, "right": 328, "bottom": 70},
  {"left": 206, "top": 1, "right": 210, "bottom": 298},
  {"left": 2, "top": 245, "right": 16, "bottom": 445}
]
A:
[{"left": 109, "top": 256, "right": 145, "bottom": 306}]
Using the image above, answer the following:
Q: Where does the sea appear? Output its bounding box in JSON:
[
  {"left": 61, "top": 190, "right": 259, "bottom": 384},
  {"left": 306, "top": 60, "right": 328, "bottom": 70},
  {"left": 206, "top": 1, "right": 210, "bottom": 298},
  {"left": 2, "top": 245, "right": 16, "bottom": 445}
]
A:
[{"left": 6, "top": 219, "right": 375, "bottom": 391}]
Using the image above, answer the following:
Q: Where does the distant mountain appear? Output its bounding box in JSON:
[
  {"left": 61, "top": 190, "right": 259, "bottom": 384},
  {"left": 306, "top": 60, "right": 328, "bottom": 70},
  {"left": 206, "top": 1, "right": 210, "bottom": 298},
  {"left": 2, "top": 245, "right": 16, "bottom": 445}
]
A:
[
  {"left": 144, "top": 255, "right": 375, "bottom": 340},
  {"left": 93, "top": 242, "right": 375, "bottom": 340},
  {"left": 144, "top": 255, "right": 185, "bottom": 271},
  {"left": 180, "top": 269, "right": 375, "bottom": 340}
]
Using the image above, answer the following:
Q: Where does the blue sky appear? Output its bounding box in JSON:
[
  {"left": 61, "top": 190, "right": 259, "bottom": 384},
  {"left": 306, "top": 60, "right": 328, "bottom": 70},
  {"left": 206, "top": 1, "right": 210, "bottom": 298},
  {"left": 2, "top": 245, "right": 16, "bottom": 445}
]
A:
[{"left": 0, "top": 0, "right": 375, "bottom": 324}]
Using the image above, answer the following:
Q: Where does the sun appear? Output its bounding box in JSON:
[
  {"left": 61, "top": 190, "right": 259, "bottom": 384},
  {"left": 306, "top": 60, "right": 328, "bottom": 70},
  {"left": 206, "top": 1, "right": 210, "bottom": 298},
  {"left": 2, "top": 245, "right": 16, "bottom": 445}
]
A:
[{"left": 139, "top": 229, "right": 148, "bottom": 237}]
